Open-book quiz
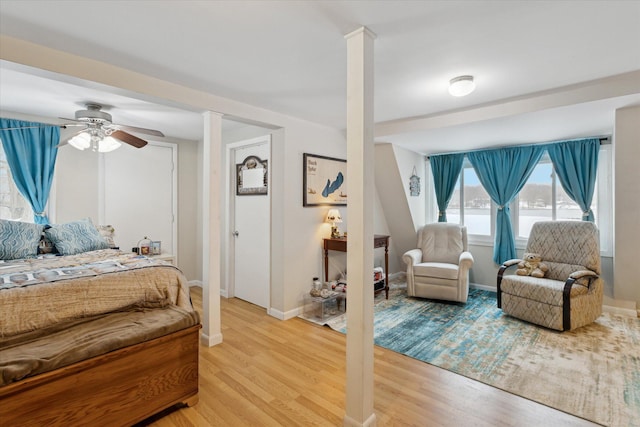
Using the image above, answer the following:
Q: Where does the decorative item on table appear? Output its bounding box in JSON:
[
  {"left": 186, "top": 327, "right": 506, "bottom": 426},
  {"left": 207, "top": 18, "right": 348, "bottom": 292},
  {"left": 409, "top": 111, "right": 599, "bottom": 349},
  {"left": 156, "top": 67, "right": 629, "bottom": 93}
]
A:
[
  {"left": 310, "top": 277, "right": 322, "bottom": 297},
  {"left": 332, "top": 279, "right": 347, "bottom": 293},
  {"left": 374, "top": 266, "right": 384, "bottom": 282},
  {"left": 137, "top": 236, "right": 152, "bottom": 255},
  {"left": 151, "top": 240, "right": 161, "bottom": 255},
  {"left": 326, "top": 208, "right": 342, "bottom": 239}
]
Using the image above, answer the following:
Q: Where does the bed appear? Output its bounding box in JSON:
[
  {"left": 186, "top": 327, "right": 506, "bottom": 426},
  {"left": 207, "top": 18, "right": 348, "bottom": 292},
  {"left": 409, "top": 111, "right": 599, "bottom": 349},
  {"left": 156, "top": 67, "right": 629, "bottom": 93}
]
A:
[{"left": 0, "top": 223, "right": 201, "bottom": 427}]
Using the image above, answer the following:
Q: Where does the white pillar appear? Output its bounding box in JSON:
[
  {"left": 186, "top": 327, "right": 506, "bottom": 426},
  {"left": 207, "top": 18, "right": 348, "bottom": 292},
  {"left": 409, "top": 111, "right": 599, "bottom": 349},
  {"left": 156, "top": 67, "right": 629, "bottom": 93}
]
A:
[
  {"left": 344, "top": 26, "right": 376, "bottom": 427},
  {"left": 201, "top": 111, "right": 223, "bottom": 346}
]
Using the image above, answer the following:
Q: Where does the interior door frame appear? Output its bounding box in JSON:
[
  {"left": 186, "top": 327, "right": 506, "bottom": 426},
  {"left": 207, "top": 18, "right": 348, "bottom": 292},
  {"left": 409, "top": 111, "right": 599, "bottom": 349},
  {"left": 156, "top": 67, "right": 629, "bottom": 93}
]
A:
[
  {"left": 98, "top": 141, "right": 178, "bottom": 262},
  {"left": 224, "top": 135, "right": 271, "bottom": 302}
]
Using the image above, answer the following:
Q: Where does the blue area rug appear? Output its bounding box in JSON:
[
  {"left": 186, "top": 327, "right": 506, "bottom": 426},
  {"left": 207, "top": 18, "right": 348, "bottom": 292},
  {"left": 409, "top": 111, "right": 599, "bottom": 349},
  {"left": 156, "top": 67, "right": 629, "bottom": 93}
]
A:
[{"left": 324, "top": 284, "right": 640, "bottom": 427}]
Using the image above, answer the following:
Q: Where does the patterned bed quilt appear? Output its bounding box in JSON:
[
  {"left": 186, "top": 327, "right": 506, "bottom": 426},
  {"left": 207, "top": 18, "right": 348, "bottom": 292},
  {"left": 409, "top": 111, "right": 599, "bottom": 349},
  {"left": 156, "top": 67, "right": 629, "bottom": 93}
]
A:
[
  {"left": 0, "top": 249, "right": 200, "bottom": 385},
  {"left": 0, "top": 249, "right": 195, "bottom": 337}
]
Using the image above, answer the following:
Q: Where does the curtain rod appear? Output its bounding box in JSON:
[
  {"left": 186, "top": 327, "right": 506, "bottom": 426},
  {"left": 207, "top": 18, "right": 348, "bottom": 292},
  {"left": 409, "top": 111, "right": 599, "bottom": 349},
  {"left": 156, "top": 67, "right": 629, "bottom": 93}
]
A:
[
  {"left": 0, "top": 125, "right": 80, "bottom": 131},
  {"left": 426, "top": 136, "right": 610, "bottom": 159}
]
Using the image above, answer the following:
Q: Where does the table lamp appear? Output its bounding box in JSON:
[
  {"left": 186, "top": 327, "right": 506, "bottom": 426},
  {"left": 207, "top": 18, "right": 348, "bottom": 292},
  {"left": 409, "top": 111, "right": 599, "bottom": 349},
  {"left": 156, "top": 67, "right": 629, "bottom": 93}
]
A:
[{"left": 326, "top": 209, "right": 342, "bottom": 238}]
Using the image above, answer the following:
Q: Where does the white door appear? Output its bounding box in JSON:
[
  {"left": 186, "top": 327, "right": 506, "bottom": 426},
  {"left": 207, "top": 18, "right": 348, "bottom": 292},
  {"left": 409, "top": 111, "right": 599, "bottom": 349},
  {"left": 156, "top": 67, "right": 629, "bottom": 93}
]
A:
[
  {"left": 231, "top": 136, "right": 270, "bottom": 308},
  {"left": 102, "top": 142, "right": 176, "bottom": 259}
]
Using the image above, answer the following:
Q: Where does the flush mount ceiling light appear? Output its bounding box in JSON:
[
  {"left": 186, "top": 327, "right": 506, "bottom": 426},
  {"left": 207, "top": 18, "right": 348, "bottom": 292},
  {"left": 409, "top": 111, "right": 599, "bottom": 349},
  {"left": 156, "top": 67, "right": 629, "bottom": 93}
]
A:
[{"left": 448, "top": 75, "right": 475, "bottom": 97}]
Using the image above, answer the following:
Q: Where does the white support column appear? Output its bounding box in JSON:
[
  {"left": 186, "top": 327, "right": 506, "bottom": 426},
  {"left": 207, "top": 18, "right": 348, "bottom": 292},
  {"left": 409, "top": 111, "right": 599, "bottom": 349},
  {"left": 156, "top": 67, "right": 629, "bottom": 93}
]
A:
[
  {"left": 201, "top": 111, "right": 223, "bottom": 347},
  {"left": 344, "top": 26, "right": 376, "bottom": 427}
]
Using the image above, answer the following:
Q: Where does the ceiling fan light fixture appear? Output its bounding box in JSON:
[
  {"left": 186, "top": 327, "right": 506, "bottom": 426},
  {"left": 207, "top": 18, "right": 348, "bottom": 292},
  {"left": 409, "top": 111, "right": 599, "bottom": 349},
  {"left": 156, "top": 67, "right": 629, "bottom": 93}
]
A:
[
  {"left": 68, "top": 132, "right": 91, "bottom": 150},
  {"left": 448, "top": 75, "right": 475, "bottom": 97},
  {"left": 98, "top": 136, "right": 122, "bottom": 153}
]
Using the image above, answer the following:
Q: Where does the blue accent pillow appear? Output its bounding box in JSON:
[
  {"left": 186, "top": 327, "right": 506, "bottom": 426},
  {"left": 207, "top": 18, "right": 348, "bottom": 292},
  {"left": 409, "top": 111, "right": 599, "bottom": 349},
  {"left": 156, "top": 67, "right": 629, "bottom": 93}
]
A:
[
  {"left": 44, "top": 218, "right": 110, "bottom": 256},
  {"left": 0, "top": 219, "right": 44, "bottom": 260}
]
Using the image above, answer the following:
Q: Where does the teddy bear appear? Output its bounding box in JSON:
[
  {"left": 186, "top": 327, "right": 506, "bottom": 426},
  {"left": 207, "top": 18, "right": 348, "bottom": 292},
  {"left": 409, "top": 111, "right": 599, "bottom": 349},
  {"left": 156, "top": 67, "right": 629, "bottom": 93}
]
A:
[{"left": 516, "top": 252, "right": 549, "bottom": 278}]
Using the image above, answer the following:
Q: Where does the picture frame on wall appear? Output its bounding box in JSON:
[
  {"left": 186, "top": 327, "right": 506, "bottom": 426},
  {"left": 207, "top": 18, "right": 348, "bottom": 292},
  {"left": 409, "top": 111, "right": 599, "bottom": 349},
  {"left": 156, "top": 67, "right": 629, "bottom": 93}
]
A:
[
  {"left": 237, "top": 155, "right": 268, "bottom": 195},
  {"left": 303, "top": 153, "right": 347, "bottom": 207}
]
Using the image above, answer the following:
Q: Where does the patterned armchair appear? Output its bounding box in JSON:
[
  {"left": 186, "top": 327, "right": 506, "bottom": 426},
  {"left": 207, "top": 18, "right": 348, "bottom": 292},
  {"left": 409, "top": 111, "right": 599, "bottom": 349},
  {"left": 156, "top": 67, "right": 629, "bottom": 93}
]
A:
[
  {"left": 497, "top": 221, "right": 603, "bottom": 331},
  {"left": 403, "top": 223, "right": 474, "bottom": 303}
]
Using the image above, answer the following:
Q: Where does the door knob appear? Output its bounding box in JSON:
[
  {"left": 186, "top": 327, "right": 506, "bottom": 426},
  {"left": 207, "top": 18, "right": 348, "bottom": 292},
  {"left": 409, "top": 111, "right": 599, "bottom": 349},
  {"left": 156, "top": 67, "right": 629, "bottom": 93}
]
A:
[{"left": 232, "top": 230, "right": 239, "bottom": 237}]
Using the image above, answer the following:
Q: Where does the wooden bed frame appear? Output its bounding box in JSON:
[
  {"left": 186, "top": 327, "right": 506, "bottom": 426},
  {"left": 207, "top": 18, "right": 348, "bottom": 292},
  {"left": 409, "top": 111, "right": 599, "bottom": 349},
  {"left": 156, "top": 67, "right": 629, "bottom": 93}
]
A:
[{"left": 0, "top": 324, "right": 201, "bottom": 427}]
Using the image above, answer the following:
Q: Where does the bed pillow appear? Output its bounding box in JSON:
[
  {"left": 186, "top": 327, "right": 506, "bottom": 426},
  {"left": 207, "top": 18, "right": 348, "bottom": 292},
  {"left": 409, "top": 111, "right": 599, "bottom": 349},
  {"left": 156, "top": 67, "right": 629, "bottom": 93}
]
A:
[
  {"left": 96, "top": 224, "right": 117, "bottom": 248},
  {"left": 0, "top": 219, "right": 44, "bottom": 260},
  {"left": 44, "top": 218, "right": 111, "bottom": 255}
]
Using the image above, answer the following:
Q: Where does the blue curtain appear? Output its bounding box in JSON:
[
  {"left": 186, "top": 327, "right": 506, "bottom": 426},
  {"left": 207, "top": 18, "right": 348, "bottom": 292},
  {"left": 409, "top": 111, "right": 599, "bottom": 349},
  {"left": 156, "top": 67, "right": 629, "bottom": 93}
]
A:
[
  {"left": 547, "top": 138, "right": 599, "bottom": 222},
  {"left": 430, "top": 153, "right": 464, "bottom": 222},
  {"left": 0, "top": 118, "right": 59, "bottom": 224},
  {"left": 468, "top": 145, "right": 545, "bottom": 264}
]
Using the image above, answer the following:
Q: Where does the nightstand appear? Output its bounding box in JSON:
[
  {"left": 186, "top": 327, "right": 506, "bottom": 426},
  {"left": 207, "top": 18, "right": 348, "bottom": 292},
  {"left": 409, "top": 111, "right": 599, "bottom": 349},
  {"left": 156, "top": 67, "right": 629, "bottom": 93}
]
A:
[{"left": 149, "top": 253, "right": 175, "bottom": 265}]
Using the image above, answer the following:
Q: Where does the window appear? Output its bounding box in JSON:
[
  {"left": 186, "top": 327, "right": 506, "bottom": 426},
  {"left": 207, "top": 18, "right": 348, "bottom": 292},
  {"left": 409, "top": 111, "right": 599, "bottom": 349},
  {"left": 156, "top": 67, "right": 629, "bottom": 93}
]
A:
[
  {"left": 448, "top": 161, "right": 492, "bottom": 236},
  {"left": 515, "top": 153, "right": 599, "bottom": 239},
  {"left": 428, "top": 144, "right": 612, "bottom": 255},
  {"left": 0, "top": 141, "right": 34, "bottom": 222}
]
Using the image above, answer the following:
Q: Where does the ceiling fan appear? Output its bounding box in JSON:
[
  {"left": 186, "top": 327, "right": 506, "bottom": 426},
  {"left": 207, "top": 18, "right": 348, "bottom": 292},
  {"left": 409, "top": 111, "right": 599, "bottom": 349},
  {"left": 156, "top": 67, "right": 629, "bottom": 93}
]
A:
[{"left": 60, "top": 103, "right": 165, "bottom": 152}]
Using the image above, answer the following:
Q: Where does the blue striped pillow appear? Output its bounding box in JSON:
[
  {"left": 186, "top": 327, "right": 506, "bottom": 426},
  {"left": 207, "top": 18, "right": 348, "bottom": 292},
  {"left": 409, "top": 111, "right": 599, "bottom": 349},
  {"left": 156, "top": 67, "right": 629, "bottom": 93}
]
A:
[
  {"left": 0, "top": 219, "right": 44, "bottom": 260},
  {"left": 44, "top": 218, "right": 110, "bottom": 256}
]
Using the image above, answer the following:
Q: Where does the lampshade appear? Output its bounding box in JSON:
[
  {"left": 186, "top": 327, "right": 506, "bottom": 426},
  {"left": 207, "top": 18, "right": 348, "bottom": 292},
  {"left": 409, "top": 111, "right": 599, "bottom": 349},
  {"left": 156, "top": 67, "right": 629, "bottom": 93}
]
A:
[
  {"left": 67, "top": 132, "right": 91, "bottom": 150},
  {"left": 326, "top": 209, "right": 342, "bottom": 223},
  {"left": 67, "top": 130, "right": 122, "bottom": 153},
  {"left": 99, "top": 136, "right": 122, "bottom": 153},
  {"left": 448, "top": 75, "right": 475, "bottom": 97}
]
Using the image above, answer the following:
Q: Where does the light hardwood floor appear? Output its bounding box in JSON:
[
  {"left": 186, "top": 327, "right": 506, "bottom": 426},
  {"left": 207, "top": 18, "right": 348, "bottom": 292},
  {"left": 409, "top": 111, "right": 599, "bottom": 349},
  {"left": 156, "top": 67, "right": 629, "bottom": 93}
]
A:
[{"left": 147, "top": 287, "right": 596, "bottom": 426}]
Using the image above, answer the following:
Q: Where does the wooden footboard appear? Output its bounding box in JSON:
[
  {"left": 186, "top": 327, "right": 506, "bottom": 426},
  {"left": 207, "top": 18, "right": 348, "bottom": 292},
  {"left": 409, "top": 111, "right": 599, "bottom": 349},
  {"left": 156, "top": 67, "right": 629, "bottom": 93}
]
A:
[{"left": 0, "top": 324, "right": 201, "bottom": 427}]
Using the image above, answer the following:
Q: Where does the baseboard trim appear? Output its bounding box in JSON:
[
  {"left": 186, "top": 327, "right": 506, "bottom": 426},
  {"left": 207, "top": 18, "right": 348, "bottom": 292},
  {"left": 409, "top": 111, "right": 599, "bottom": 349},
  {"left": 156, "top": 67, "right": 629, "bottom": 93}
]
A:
[
  {"left": 200, "top": 332, "right": 223, "bottom": 347},
  {"left": 470, "top": 283, "right": 496, "bottom": 292},
  {"left": 388, "top": 271, "right": 405, "bottom": 281},
  {"left": 187, "top": 280, "right": 228, "bottom": 298},
  {"left": 268, "top": 306, "right": 301, "bottom": 320},
  {"left": 343, "top": 413, "right": 377, "bottom": 427},
  {"left": 603, "top": 304, "right": 638, "bottom": 318}
]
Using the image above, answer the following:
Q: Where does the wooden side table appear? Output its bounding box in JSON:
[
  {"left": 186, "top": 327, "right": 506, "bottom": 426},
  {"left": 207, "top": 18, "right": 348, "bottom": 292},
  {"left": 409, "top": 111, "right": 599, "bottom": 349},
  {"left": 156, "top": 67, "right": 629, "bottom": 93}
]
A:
[{"left": 323, "top": 235, "right": 389, "bottom": 299}]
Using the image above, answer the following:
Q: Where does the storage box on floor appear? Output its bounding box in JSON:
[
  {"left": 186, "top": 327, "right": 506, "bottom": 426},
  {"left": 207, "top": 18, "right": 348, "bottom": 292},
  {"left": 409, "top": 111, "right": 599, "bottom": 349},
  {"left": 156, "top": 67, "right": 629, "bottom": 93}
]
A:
[{"left": 303, "top": 292, "right": 345, "bottom": 322}]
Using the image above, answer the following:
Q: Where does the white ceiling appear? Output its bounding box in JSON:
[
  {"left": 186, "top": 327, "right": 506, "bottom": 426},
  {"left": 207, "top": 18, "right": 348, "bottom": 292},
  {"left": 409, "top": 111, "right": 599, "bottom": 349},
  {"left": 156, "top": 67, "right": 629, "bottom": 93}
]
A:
[{"left": 1, "top": 1, "right": 639, "bottom": 153}]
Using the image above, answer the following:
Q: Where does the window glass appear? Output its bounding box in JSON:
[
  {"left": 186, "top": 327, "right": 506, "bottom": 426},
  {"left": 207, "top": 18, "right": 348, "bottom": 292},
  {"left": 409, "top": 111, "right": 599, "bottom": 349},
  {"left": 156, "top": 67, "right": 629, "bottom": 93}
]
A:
[
  {"left": 0, "top": 141, "right": 34, "bottom": 222},
  {"left": 518, "top": 161, "right": 553, "bottom": 238},
  {"left": 463, "top": 167, "right": 491, "bottom": 235},
  {"left": 556, "top": 182, "right": 583, "bottom": 220},
  {"left": 447, "top": 177, "right": 461, "bottom": 224},
  {"left": 556, "top": 179, "right": 598, "bottom": 222}
]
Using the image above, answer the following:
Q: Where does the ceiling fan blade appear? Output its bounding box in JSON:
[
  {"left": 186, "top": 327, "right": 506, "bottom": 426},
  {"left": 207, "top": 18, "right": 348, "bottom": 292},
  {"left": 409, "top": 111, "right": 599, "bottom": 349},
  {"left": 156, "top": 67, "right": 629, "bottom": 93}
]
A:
[
  {"left": 111, "top": 130, "right": 148, "bottom": 148},
  {"left": 111, "top": 124, "right": 164, "bottom": 137}
]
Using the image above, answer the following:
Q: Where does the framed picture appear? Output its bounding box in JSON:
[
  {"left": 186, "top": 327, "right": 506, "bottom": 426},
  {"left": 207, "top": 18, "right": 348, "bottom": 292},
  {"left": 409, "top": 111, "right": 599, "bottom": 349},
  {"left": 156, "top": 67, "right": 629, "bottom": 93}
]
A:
[
  {"left": 237, "top": 155, "right": 268, "bottom": 195},
  {"left": 151, "top": 241, "right": 161, "bottom": 255},
  {"left": 303, "top": 153, "right": 347, "bottom": 207}
]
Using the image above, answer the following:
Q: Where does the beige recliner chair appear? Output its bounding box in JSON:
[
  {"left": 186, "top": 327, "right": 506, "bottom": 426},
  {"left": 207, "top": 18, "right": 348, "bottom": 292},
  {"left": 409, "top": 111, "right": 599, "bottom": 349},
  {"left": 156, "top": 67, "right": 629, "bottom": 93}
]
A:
[
  {"left": 403, "top": 223, "right": 474, "bottom": 303},
  {"left": 497, "top": 221, "right": 603, "bottom": 331}
]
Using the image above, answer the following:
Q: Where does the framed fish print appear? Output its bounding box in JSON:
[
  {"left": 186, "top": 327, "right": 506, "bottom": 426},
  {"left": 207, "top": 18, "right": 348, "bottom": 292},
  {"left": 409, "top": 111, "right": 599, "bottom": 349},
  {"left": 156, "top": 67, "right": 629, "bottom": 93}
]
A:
[{"left": 303, "top": 153, "right": 347, "bottom": 207}]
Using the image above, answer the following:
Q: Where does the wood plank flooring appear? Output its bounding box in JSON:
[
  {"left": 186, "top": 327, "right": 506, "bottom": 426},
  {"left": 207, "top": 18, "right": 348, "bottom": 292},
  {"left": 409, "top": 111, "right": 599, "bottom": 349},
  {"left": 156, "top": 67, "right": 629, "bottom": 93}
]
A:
[{"left": 147, "top": 287, "right": 596, "bottom": 426}]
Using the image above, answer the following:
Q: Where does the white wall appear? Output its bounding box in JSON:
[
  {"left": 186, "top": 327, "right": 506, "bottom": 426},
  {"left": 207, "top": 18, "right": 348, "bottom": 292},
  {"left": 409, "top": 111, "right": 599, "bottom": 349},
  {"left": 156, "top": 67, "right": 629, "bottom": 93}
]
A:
[
  {"left": 176, "top": 139, "right": 199, "bottom": 280},
  {"left": 279, "top": 122, "right": 349, "bottom": 315},
  {"left": 614, "top": 105, "right": 640, "bottom": 306},
  {"left": 374, "top": 143, "right": 426, "bottom": 272},
  {"left": 55, "top": 142, "right": 100, "bottom": 224}
]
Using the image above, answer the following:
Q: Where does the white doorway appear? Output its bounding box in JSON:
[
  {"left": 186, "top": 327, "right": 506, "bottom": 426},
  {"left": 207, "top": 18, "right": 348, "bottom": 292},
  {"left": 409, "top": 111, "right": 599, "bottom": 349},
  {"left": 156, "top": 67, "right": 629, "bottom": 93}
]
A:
[{"left": 229, "top": 136, "right": 270, "bottom": 308}]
